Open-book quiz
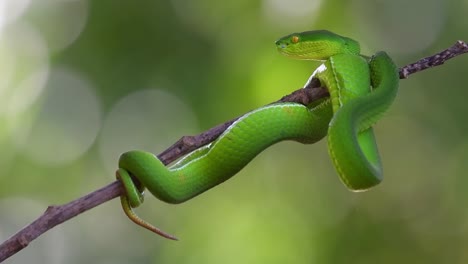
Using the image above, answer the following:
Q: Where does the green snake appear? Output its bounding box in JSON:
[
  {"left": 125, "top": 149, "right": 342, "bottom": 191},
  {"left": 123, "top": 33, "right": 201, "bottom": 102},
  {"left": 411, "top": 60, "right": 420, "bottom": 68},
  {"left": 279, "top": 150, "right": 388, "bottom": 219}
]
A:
[{"left": 116, "top": 30, "right": 399, "bottom": 239}]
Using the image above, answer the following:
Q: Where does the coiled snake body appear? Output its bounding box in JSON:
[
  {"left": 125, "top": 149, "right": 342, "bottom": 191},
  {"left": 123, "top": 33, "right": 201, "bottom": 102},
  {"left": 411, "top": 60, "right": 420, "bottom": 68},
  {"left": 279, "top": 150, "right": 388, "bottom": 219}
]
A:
[{"left": 116, "top": 30, "right": 399, "bottom": 239}]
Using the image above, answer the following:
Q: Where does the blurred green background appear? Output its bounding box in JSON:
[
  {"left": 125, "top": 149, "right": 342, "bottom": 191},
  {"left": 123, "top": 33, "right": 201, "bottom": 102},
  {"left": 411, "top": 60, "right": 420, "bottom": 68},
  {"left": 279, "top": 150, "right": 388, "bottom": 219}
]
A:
[{"left": 0, "top": 0, "right": 468, "bottom": 263}]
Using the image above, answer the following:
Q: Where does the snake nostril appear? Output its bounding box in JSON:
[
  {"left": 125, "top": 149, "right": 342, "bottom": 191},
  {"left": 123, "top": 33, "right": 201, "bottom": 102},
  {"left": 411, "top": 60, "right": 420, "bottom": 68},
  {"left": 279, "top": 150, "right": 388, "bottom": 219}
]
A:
[{"left": 275, "top": 41, "right": 289, "bottom": 49}]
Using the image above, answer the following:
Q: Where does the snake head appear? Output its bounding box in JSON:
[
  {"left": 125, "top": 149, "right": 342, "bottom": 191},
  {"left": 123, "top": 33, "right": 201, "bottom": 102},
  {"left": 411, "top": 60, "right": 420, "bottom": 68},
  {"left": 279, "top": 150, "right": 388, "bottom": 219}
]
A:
[{"left": 275, "top": 30, "right": 361, "bottom": 60}]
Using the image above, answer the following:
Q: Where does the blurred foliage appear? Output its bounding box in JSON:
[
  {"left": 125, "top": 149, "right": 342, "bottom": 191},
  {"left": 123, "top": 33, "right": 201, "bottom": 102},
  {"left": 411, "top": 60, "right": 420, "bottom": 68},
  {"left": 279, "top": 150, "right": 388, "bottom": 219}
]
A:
[{"left": 0, "top": 0, "right": 468, "bottom": 263}]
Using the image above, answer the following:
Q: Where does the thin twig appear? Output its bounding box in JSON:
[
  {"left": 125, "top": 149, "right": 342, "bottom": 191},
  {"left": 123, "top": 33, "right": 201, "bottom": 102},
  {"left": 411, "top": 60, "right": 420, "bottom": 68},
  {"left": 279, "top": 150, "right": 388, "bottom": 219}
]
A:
[
  {"left": 399, "top": 40, "right": 468, "bottom": 78},
  {"left": 1, "top": 40, "right": 467, "bottom": 263}
]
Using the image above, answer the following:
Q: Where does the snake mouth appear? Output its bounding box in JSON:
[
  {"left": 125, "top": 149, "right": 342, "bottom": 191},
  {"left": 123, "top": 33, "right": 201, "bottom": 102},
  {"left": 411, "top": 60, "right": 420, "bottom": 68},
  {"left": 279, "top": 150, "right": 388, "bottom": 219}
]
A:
[
  {"left": 276, "top": 47, "right": 325, "bottom": 61},
  {"left": 275, "top": 39, "right": 328, "bottom": 60}
]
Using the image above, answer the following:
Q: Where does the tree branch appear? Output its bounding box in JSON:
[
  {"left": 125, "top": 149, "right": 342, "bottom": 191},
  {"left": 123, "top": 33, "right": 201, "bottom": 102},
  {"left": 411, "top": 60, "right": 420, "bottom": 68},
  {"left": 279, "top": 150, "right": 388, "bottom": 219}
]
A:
[{"left": 1, "top": 40, "right": 467, "bottom": 263}]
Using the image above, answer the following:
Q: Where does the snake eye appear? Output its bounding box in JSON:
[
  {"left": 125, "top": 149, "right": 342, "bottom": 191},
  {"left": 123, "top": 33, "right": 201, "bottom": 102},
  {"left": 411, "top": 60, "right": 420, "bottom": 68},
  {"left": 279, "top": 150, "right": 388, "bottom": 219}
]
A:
[{"left": 291, "top": 35, "right": 299, "bottom": 43}]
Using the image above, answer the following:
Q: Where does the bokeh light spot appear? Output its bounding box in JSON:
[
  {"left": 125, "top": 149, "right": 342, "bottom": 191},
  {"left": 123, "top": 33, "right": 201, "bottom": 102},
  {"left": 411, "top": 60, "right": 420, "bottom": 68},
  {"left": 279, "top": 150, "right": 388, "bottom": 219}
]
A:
[
  {"left": 9, "top": 67, "right": 101, "bottom": 166},
  {"left": 26, "top": 0, "right": 88, "bottom": 52},
  {"left": 0, "top": 22, "right": 49, "bottom": 117},
  {"left": 7, "top": 68, "right": 49, "bottom": 116},
  {"left": 0, "top": 0, "right": 31, "bottom": 32},
  {"left": 262, "top": 0, "right": 322, "bottom": 27},
  {"left": 98, "top": 89, "right": 198, "bottom": 175},
  {"left": 352, "top": 0, "right": 445, "bottom": 54}
]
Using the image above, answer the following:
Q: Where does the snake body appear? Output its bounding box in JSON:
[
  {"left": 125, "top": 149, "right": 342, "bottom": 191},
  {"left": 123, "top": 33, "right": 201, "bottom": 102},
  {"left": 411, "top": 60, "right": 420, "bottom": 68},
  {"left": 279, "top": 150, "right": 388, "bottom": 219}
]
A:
[{"left": 116, "top": 30, "right": 399, "bottom": 239}]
